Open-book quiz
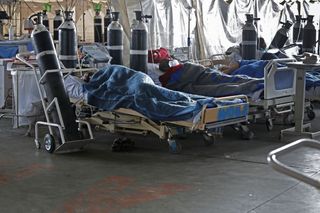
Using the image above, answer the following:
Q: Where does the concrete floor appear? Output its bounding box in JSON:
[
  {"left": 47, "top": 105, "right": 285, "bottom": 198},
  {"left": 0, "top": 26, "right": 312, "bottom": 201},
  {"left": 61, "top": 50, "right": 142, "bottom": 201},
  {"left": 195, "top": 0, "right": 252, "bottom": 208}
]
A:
[{"left": 0, "top": 112, "right": 320, "bottom": 213}]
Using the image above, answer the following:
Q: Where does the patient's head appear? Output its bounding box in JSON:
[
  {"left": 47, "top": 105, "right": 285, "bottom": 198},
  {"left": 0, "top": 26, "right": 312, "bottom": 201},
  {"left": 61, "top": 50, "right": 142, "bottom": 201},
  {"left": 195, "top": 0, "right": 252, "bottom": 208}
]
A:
[{"left": 159, "top": 59, "right": 181, "bottom": 72}]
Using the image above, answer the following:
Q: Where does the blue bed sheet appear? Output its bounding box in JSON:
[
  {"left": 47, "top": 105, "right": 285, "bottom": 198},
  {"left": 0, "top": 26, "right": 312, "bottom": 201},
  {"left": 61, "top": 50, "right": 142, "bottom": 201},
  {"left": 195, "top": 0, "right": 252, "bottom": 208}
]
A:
[
  {"left": 232, "top": 60, "right": 320, "bottom": 90},
  {"left": 0, "top": 42, "right": 33, "bottom": 58},
  {"left": 83, "top": 65, "right": 244, "bottom": 121}
]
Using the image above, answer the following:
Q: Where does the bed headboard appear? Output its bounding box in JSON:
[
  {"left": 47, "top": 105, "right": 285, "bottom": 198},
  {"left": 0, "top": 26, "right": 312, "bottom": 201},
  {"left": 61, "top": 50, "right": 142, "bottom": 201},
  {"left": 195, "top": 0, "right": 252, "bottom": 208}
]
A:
[{"left": 264, "top": 58, "right": 297, "bottom": 100}]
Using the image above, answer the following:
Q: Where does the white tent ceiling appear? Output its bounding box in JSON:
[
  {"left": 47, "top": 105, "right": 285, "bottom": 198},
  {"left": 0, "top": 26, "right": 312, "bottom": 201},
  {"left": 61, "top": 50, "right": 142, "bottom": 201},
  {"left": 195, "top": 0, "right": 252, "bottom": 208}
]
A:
[{"left": 1, "top": 0, "right": 319, "bottom": 61}]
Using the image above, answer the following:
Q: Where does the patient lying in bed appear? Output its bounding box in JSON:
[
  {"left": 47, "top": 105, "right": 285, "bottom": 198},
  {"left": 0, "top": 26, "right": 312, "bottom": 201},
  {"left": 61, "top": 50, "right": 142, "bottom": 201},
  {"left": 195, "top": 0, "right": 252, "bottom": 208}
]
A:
[
  {"left": 157, "top": 59, "right": 264, "bottom": 98},
  {"left": 158, "top": 59, "right": 320, "bottom": 100},
  {"left": 64, "top": 65, "right": 244, "bottom": 122}
]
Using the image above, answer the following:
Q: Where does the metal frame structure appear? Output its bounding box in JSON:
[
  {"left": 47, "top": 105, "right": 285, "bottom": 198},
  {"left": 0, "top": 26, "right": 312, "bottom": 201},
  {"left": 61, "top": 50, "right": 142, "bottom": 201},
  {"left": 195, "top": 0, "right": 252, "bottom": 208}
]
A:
[
  {"left": 268, "top": 138, "right": 320, "bottom": 188},
  {"left": 16, "top": 51, "right": 94, "bottom": 153}
]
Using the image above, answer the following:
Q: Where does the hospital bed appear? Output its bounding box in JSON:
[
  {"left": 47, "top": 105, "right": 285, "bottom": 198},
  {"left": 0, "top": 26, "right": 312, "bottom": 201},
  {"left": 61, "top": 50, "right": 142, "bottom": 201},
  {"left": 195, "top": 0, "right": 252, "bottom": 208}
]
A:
[
  {"left": 17, "top": 52, "right": 251, "bottom": 154},
  {"left": 194, "top": 56, "right": 315, "bottom": 132},
  {"left": 75, "top": 94, "right": 250, "bottom": 153}
]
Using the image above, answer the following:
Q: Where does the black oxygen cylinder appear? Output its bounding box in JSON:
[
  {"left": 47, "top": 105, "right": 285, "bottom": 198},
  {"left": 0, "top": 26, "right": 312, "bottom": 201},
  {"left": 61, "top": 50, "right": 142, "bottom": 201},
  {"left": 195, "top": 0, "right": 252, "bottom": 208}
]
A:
[
  {"left": 30, "top": 13, "right": 81, "bottom": 142},
  {"left": 94, "top": 11, "right": 103, "bottom": 42},
  {"left": 302, "top": 15, "right": 317, "bottom": 53},
  {"left": 107, "top": 12, "right": 123, "bottom": 65},
  {"left": 53, "top": 10, "right": 63, "bottom": 41},
  {"left": 104, "top": 9, "right": 112, "bottom": 43},
  {"left": 130, "top": 11, "right": 148, "bottom": 73},
  {"left": 269, "top": 21, "right": 292, "bottom": 49},
  {"left": 59, "top": 11, "right": 77, "bottom": 68},
  {"left": 293, "top": 15, "right": 303, "bottom": 43},
  {"left": 242, "top": 14, "right": 257, "bottom": 60},
  {"left": 42, "top": 10, "right": 49, "bottom": 31}
]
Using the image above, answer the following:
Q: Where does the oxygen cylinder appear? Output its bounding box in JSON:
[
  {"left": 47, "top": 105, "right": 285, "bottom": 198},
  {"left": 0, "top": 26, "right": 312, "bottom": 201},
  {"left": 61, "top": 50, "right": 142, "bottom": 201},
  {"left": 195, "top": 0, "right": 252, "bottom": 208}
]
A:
[
  {"left": 130, "top": 11, "right": 149, "bottom": 73},
  {"left": 42, "top": 10, "right": 49, "bottom": 31},
  {"left": 59, "top": 11, "right": 77, "bottom": 68},
  {"left": 269, "top": 21, "right": 292, "bottom": 49},
  {"left": 302, "top": 15, "right": 316, "bottom": 53},
  {"left": 107, "top": 12, "right": 123, "bottom": 65},
  {"left": 104, "top": 9, "right": 112, "bottom": 43},
  {"left": 53, "top": 10, "right": 63, "bottom": 41},
  {"left": 94, "top": 11, "right": 103, "bottom": 42},
  {"left": 30, "top": 12, "right": 81, "bottom": 142},
  {"left": 293, "top": 15, "right": 303, "bottom": 43},
  {"left": 242, "top": 14, "right": 257, "bottom": 60}
]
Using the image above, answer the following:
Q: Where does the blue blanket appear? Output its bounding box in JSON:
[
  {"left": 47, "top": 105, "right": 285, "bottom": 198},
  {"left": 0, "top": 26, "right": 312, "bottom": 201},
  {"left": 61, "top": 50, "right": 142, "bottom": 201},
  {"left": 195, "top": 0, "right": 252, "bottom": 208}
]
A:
[
  {"left": 232, "top": 60, "right": 320, "bottom": 90},
  {"left": 84, "top": 65, "right": 242, "bottom": 121},
  {"left": 164, "top": 63, "right": 264, "bottom": 98},
  {"left": 0, "top": 42, "right": 33, "bottom": 58}
]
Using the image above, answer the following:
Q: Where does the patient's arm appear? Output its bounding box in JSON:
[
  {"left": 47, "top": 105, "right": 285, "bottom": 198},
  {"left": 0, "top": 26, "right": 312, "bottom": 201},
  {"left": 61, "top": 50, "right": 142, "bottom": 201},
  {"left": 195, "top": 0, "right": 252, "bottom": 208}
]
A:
[{"left": 219, "top": 61, "right": 240, "bottom": 74}]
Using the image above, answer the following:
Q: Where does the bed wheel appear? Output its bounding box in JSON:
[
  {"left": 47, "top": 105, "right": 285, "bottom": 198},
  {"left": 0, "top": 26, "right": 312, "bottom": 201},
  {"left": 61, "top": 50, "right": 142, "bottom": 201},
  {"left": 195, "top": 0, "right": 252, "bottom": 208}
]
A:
[
  {"left": 266, "top": 118, "right": 273, "bottom": 131},
  {"left": 241, "top": 130, "right": 254, "bottom": 140},
  {"left": 283, "top": 113, "right": 294, "bottom": 126},
  {"left": 307, "top": 108, "right": 316, "bottom": 120},
  {"left": 239, "top": 125, "right": 254, "bottom": 140},
  {"left": 168, "top": 139, "right": 182, "bottom": 154},
  {"left": 44, "top": 134, "right": 55, "bottom": 153},
  {"left": 111, "top": 137, "right": 135, "bottom": 152},
  {"left": 203, "top": 133, "right": 215, "bottom": 146}
]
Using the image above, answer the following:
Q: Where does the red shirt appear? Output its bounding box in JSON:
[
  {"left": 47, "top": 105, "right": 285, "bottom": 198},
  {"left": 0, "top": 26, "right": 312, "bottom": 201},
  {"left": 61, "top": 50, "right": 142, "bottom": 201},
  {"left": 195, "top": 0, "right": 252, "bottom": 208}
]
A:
[{"left": 159, "top": 64, "right": 183, "bottom": 87}]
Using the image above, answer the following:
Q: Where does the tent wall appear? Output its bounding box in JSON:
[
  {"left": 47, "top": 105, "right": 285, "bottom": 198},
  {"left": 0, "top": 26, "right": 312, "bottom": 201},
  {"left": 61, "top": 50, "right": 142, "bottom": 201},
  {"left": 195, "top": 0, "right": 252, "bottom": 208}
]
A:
[{"left": 3, "top": 0, "right": 320, "bottom": 62}]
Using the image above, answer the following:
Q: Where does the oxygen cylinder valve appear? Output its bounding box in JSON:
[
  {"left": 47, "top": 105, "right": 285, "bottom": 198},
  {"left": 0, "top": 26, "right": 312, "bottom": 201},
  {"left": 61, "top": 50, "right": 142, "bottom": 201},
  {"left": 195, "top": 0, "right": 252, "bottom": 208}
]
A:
[{"left": 134, "top": 11, "right": 152, "bottom": 23}]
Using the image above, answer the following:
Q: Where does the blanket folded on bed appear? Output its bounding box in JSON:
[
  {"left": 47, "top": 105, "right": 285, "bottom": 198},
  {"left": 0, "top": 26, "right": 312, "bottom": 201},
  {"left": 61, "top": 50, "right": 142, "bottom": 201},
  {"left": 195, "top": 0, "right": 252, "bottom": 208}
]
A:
[{"left": 83, "top": 65, "right": 243, "bottom": 121}]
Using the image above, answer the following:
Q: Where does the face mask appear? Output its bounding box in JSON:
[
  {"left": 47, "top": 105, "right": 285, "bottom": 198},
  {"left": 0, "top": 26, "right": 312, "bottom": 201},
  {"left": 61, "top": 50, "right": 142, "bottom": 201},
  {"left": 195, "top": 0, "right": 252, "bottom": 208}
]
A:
[{"left": 168, "top": 60, "right": 180, "bottom": 67}]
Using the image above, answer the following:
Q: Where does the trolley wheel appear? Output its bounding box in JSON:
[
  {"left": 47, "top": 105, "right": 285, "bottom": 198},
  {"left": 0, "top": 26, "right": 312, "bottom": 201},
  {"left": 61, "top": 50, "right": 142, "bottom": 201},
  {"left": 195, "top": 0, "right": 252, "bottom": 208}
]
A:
[
  {"left": 266, "top": 118, "right": 273, "bottom": 131},
  {"left": 203, "top": 133, "right": 215, "bottom": 146},
  {"left": 307, "top": 109, "right": 316, "bottom": 120},
  {"left": 168, "top": 139, "right": 182, "bottom": 154},
  {"left": 44, "top": 134, "right": 55, "bottom": 153}
]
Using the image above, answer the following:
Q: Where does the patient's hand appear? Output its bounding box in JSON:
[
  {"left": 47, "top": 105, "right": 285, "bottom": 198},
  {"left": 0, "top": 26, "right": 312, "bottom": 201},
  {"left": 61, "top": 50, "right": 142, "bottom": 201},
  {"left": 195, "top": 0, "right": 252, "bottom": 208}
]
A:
[
  {"left": 219, "top": 65, "right": 232, "bottom": 74},
  {"left": 219, "top": 61, "right": 239, "bottom": 74}
]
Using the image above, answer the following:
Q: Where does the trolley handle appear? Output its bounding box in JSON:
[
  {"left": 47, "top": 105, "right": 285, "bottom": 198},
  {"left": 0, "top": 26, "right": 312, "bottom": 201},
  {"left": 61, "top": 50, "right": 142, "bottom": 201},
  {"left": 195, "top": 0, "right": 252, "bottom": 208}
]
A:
[
  {"left": 267, "top": 139, "right": 320, "bottom": 188},
  {"left": 16, "top": 51, "right": 36, "bottom": 70}
]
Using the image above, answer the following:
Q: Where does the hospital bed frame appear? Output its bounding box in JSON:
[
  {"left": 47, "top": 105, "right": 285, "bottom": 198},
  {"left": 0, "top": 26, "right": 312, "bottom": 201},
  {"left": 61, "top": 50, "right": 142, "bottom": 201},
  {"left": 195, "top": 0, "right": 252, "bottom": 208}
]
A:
[
  {"left": 201, "top": 57, "right": 314, "bottom": 132},
  {"left": 77, "top": 95, "right": 250, "bottom": 153},
  {"left": 249, "top": 58, "right": 316, "bottom": 131}
]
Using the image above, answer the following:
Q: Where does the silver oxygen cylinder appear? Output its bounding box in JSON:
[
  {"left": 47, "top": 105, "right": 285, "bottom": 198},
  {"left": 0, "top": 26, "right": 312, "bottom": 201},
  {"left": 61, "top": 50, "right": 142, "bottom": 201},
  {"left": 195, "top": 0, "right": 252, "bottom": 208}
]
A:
[
  {"left": 107, "top": 12, "right": 123, "bottom": 65},
  {"left": 94, "top": 11, "right": 103, "bottom": 42},
  {"left": 242, "top": 14, "right": 257, "bottom": 60},
  {"left": 42, "top": 10, "right": 49, "bottom": 31},
  {"left": 270, "top": 21, "right": 292, "bottom": 49},
  {"left": 302, "top": 15, "right": 316, "bottom": 53},
  {"left": 59, "top": 11, "right": 77, "bottom": 68},
  {"left": 53, "top": 10, "right": 63, "bottom": 41},
  {"left": 293, "top": 15, "right": 303, "bottom": 43},
  {"left": 130, "top": 11, "right": 149, "bottom": 73},
  {"left": 104, "top": 9, "right": 112, "bottom": 43},
  {"left": 30, "top": 12, "right": 81, "bottom": 142}
]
